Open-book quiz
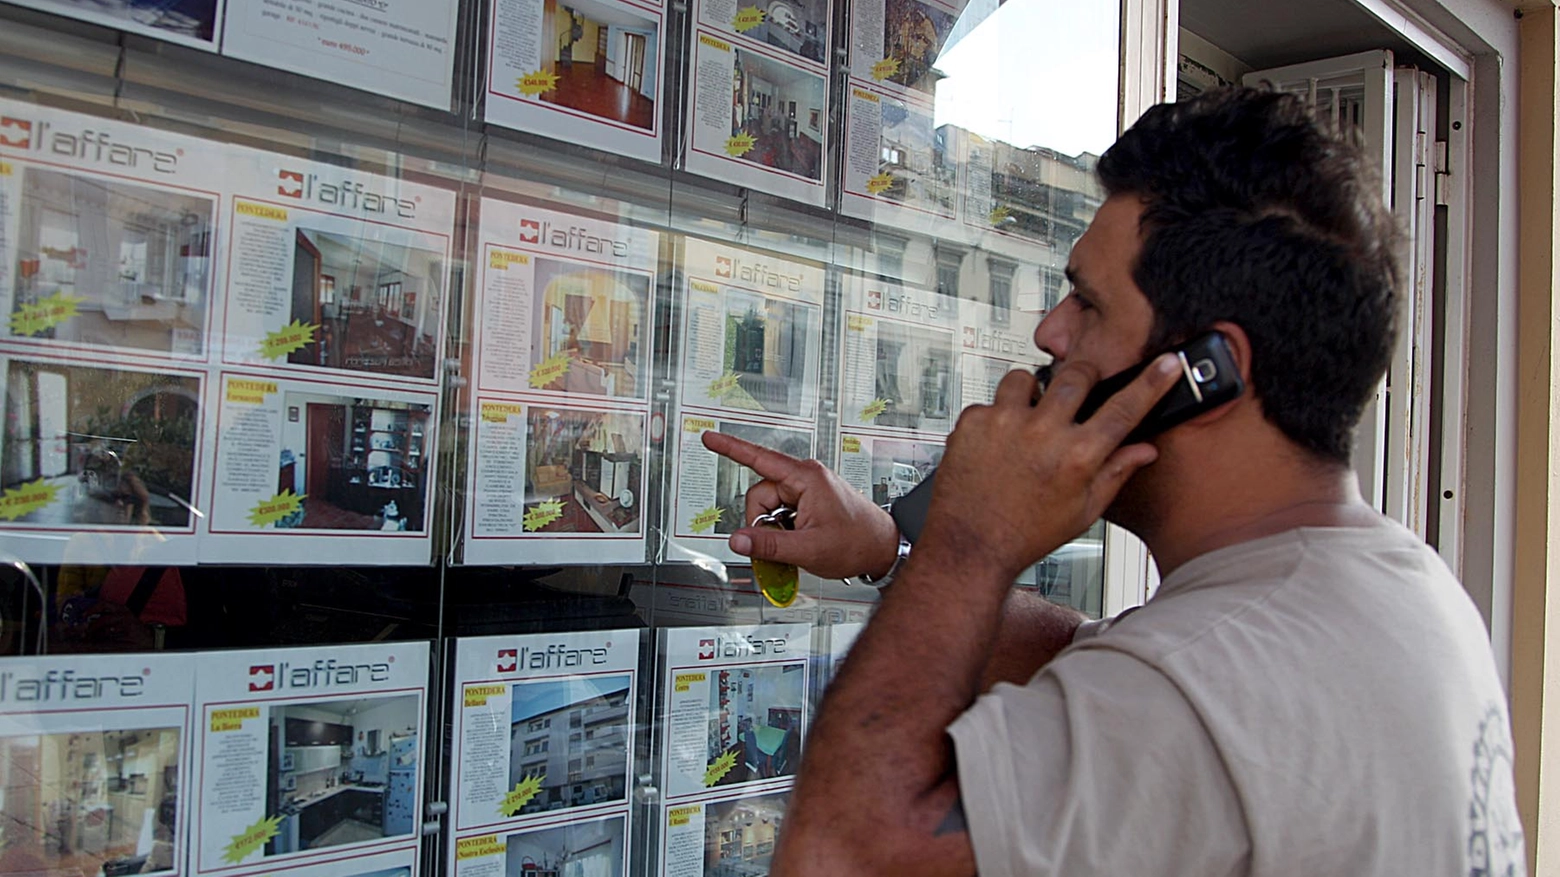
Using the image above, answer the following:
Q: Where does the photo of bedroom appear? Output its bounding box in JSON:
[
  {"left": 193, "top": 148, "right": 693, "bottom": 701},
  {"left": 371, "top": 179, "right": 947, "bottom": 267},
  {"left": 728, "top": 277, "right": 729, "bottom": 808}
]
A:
[
  {"left": 287, "top": 229, "right": 444, "bottom": 380},
  {"left": 870, "top": 321, "right": 955, "bottom": 430},
  {"left": 880, "top": 0, "right": 956, "bottom": 95},
  {"left": 721, "top": 291, "right": 816, "bottom": 417},
  {"left": 705, "top": 663, "right": 803, "bottom": 789},
  {"left": 0, "top": 728, "right": 182, "bottom": 877},
  {"left": 505, "top": 815, "right": 625, "bottom": 877},
  {"left": 19, "top": 0, "right": 218, "bottom": 42},
  {"left": 712, "top": 421, "right": 809, "bottom": 535},
  {"left": 730, "top": 49, "right": 826, "bottom": 181},
  {"left": 529, "top": 258, "right": 649, "bottom": 399},
  {"left": 0, "top": 361, "right": 198, "bottom": 528},
  {"left": 523, "top": 408, "right": 644, "bottom": 534},
  {"left": 702, "top": 792, "right": 788, "bottom": 877},
  {"left": 539, "top": 0, "right": 660, "bottom": 131},
  {"left": 12, "top": 168, "right": 213, "bottom": 355},
  {"left": 509, "top": 675, "right": 631, "bottom": 814},
  {"left": 737, "top": 0, "right": 827, "bottom": 64},
  {"left": 874, "top": 100, "right": 956, "bottom": 214},
  {"left": 273, "top": 393, "right": 431, "bottom": 531}
]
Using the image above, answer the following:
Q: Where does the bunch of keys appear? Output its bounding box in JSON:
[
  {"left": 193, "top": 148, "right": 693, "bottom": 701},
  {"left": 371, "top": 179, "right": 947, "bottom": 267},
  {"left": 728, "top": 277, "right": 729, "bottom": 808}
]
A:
[{"left": 749, "top": 506, "right": 799, "bottom": 608}]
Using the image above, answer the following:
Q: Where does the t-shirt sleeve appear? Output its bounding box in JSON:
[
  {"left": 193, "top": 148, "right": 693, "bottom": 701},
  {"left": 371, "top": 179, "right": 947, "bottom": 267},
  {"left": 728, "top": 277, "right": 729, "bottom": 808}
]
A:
[{"left": 947, "top": 647, "right": 1250, "bottom": 877}]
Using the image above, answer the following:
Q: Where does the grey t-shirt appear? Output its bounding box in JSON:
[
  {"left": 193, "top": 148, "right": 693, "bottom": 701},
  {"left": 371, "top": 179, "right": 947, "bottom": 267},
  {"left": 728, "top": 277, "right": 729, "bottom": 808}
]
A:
[{"left": 948, "top": 517, "right": 1525, "bottom": 876}]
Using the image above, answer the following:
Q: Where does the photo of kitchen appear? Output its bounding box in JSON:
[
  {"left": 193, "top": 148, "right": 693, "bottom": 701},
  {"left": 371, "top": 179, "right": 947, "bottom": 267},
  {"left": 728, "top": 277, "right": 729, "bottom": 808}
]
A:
[
  {"left": 702, "top": 792, "right": 788, "bottom": 877},
  {"left": 529, "top": 257, "right": 649, "bottom": 399},
  {"left": 705, "top": 663, "right": 803, "bottom": 789},
  {"left": 263, "top": 696, "right": 420, "bottom": 855},
  {"left": 880, "top": 0, "right": 956, "bottom": 95},
  {"left": 274, "top": 391, "right": 431, "bottom": 531},
  {"left": 737, "top": 0, "right": 827, "bottom": 64},
  {"left": 287, "top": 227, "right": 444, "bottom": 380},
  {"left": 712, "top": 421, "right": 810, "bottom": 536},
  {"left": 538, "top": 0, "right": 660, "bottom": 131},
  {"left": 504, "top": 814, "right": 625, "bottom": 877},
  {"left": 721, "top": 292, "right": 816, "bottom": 418},
  {"left": 0, "top": 727, "right": 182, "bottom": 877},
  {"left": 509, "top": 675, "right": 631, "bottom": 815},
  {"left": 874, "top": 100, "right": 956, "bottom": 214},
  {"left": 870, "top": 320, "right": 955, "bottom": 430},
  {"left": 12, "top": 167, "right": 213, "bottom": 355},
  {"left": 0, "top": 360, "right": 199, "bottom": 528},
  {"left": 523, "top": 407, "right": 644, "bottom": 535},
  {"left": 729, "top": 50, "right": 825, "bottom": 182}
]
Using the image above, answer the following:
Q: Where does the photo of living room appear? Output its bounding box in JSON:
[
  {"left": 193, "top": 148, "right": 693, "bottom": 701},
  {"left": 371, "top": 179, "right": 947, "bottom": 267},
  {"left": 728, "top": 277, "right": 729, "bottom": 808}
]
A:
[
  {"left": 1, "top": 360, "right": 198, "bottom": 528},
  {"left": 702, "top": 792, "right": 788, "bottom": 877},
  {"left": 12, "top": 167, "right": 213, "bottom": 355},
  {"left": 287, "top": 228, "right": 444, "bottom": 380},
  {"left": 523, "top": 408, "right": 644, "bottom": 534},
  {"left": 721, "top": 291, "right": 816, "bottom": 417},
  {"left": 22, "top": 0, "right": 218, "bottom": 42},
  {"left": 705, "top": 663, "right": 804, "bottom": 789},
  {"left": 274, "top": 392, "right": 431, "bottom": 531},
  {"left": 539, "top": 0, "right": 660, "bottom": 131},
  {"left": 875, "top": 100, "right": 956, "bottom": 214},
  {"left": 712, "top": 421, "right": 809, "bottom": 535},
  {"left": 0, "top": 727, "right": 182, "bottom": 877},
  {"left": 529, "top": 257, "right": 649, "bottom": 399},
  {"left": 730, "top": 49, "right": 826, "bottom": 182},
  {"left": 870, "top": 321, "right": 955, "bottom": 430},
  {"left": 880, "top": 0, "right": 957, "bottom": 95},
  {"left": 509, "top": 675, "right": 631, "bottom": 814},
  {"left": 737, "top": 0, "right": 828, "bottom": 64},
  {"left": 504, "top": 815, "right": 625, "bottom": 877}
]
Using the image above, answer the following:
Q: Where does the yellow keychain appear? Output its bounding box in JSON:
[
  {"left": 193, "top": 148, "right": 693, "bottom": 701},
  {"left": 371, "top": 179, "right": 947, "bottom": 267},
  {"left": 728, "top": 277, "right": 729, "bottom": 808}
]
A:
[{"left": 750, "top": 507, "right": 800, "bottom": 608}]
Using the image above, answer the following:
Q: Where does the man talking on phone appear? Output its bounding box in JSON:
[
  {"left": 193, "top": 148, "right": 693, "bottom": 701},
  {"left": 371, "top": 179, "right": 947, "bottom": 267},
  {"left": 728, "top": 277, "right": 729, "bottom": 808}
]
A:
[{"left": 701, "top": 87, "right": 1524, "bottom": 876}]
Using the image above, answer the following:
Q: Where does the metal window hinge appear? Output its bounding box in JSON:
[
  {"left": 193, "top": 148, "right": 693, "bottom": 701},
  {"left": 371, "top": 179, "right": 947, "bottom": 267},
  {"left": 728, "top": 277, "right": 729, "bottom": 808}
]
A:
[{"left": 1433, "top": 140, "right": 1451, "bottom": 207}]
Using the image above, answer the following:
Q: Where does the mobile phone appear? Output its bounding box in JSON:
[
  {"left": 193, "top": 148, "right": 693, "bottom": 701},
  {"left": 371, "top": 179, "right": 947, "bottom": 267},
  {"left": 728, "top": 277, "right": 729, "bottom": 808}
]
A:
[{"left": 888, "top": 331, "right": 1243, "bottom": 544}]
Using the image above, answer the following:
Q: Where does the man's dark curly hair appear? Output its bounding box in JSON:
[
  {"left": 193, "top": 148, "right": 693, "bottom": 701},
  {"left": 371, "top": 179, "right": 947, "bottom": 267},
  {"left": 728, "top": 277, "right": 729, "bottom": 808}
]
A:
[{"left": 1096, "top": 86, "right": 1403, "bottom": 463}]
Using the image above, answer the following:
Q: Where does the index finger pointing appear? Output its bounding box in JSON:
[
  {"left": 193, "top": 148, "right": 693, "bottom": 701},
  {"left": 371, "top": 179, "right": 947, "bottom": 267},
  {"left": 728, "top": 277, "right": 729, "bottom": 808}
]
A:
[{"left": 701, "top": 431, "right": 804, "bottom": 482}]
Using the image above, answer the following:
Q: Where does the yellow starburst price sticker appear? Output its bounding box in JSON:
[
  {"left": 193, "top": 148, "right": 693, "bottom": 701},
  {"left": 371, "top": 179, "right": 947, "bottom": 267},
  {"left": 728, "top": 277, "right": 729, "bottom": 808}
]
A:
[
  {"left": 866, "top": 173, "right": 895, "bottom": 195},
  {"left": 499, "top": 774, "right": 546, "bottom": 817},
  {"left": 708, "top": 372, "right": 741, "bottom": 399},
  {"left": 259, "top": 320, "right": 318, "bottom": 360},
  {"left": 249, "top": 491, "right": 305, "bottom": 528},
  {"left": 10, "top": 291, "right": 83, "bottom": 336},
  {"left": 0, "top": 479, "right": 61, "bottom": 522},
  {"left": 871, "top": 57, "right": 901, "bottom": 81},
  {"left": 523, "top": 499, "right": 565, "bottom": 532},
  {"left": 222, "top": 816, "right": 282, "bottom": 865},
  {"left": 690, "top": 507, "right": 723, "bottom": 534},
  {"left": 725, "top": 133, "right": 756, "bottom": 157},
  {"left": 517, "top": 70, "right": 561, "bottom": 95},
  {"left": 528, "top": 352, "right": 573, "bottom": 388},
  {"left": 732, "top": 6, "right": 766, "bottom": 31},
  {"left": 860, "top": 398, "right": 889, "bottom": 421},
  {"left": 989, "top": 205, "right": 1013, "bottom": 227},
  {"left": 704, "top": 750, "right": 738, "bottom": 786}
]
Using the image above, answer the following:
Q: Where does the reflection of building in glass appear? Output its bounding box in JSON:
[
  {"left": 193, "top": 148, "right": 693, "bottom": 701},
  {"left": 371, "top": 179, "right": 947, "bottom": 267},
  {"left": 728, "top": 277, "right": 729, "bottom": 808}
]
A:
[
  {"left": 704, "top": 795, "right": 787, "bottom": 877},
  {"left": 876, "top": 103, "right": 955, "bottom": 213},
  {"left": 510, "top": 686, "right": 630, "bottom": 812},
  {"left": 987, "top": 142, "right": 1101, "bottom": 250},
  {"left": 872, "top": 323, "right": 953, "bottom": 430}
]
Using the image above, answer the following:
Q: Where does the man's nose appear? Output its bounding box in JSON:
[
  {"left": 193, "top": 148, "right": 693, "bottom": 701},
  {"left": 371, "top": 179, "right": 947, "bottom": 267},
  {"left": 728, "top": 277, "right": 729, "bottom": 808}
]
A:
[{"left": 1033, "top": 307, "right": 1069, "bottom": 360}]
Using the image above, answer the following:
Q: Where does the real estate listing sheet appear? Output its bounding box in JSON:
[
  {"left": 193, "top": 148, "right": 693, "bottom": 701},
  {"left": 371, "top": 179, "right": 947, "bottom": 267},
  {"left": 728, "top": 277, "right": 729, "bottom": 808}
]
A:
[
  {"left": 683, "top": 29, "right": 828, "bottom": 207},
  {"left": 676, "top": 238, "right": 823, "bottom": 423},
  {"left": 0, "top": 653, "right": 195, "bottom": 877},
  {"left": 847, "top": 0, "right": 964, "bottom": 98},
  {"left": 840, "top": 82, "right": 960, "bottom": 233},
  {"left": 659, "top": 786, "right": 791, "bottom": 877},
  {"left": 486, "top": 0, "right": 667, "bottom": 164},
  {"left": 218, "top": 151, "right": 455, "bottom": 386},
  {"left": 836, "top": 274, "right": 959, "bottom": 437},
  {"left": 0, "top": 99, "right": 225, "bottom": 364},
  {"left": 0, "top": 350, "right": 205, "bottom": 565},
  {"left": 447, "top": 631, "right": 642, "bottom": 877},
  {"left": 221, "top": 0, "right": 460, "bottom": 110},
  {"left": 200, "top": 370, "right": 438, "bottom": 565},
  {"left": 5, "top": 0, "right": 224, "bottom": 51},
  {"left": 190, "top": 642, "right": 429, "bottom": 877}
]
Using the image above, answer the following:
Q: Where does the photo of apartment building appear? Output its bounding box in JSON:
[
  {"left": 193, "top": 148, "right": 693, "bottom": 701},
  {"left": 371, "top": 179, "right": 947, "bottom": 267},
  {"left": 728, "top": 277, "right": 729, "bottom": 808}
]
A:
[{"left": 509, "top": 675, "right": 631, "bottom": 814}]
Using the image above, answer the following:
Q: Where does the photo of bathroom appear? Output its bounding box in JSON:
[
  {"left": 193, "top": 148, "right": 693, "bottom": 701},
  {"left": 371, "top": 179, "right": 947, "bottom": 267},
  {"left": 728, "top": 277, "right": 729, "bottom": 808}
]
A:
[
  {"left": 870, "top": 321, "right": 955, "bottom": 430},
  {"left": 729, "top": 50, "right": 826, "bottom": 181},
  {"left": 0, "top": 727, "right": 182, "bottom": 877},
  {"left": 504, "top": 814, "right": 625, "bottom": 877},
  {"left": 538, "top": 0, "right": 660, "bottom": 131},
  {"left": 711, "top": 421, "right": 810, "bottom": 535},
  {"left": 11, "top": 167, "right": 213, "bottom": 355},
  {"left": 720, "top": 291, "right": 816, "bottom": 417},
  {"left": 271, "top": 392, "right": 430, "bottom": 531},
  {"left": 702, "top": 792, "right": 788, "bottom": 877},
  {"left": 705, "top": 663, "right": 804, "bottom": 789},
  {"left": 523, "top": 408, "right": 644, "bottom": 534},
  {"left": 529, "top": 257, "right": 649, "bottom": 399},
  {"left": 263, "top": 697, "right": 420, "bottom": 855}
]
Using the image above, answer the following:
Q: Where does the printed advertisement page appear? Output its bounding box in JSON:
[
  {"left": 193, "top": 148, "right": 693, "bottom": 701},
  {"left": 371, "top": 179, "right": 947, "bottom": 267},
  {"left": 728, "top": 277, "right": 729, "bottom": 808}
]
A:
[
  {"left": 486, "top": 0, "right": 666, "bottom": 164},
  {"left": 665, "top": 412, "right": 813, "bottom": 564},
  {"left": 834, "top": 430, "right": 940, "bottom": 510},
  {"left": 200, "top": 371, "right": 438, "bottom": 565},
  {"left": 448, "top": 630, "right": 642, "bottom": 877},
  {"left": 191, "top": 642, "right": 430, "bottom": 877},
  {"left": 682, "top": 30, "right": 827, "bottom": 207},
  {"left": 218, "top": 151, "right": 456, "bottom": 387},
  {"left": 221, "top": 0, "right": 460, "bottom": 110},
  {"left": 676, "top": 239, "right": 823, "bottom": 423},
  {"left": 836, "top": 274, "right": 958, "bottom": 438},
  {"left": 463, "top": 200, "right": 657, "bottom": 565},
  {"left": 0, "top": 99, "right": 226, "bottom": 365},
  {"left": 0, "top": 653, "right": 196, "bottom": 877},
  {"left": 840, "top": 83, "right": 959, "bottom": 234},
  {"left": 957, "top": 300, "right": 1043, "bottom": 407},
  {"left": 5, "top": 0, "right": 224, "bottom": 50},
  {"left": 0, "top": 350, "right": 205, "bottom": 565}
]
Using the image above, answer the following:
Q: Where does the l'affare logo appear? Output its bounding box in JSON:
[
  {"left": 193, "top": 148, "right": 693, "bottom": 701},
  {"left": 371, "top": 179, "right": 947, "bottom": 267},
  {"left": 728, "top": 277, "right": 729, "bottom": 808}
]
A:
[
  {"left": 277, "top": 169, "right": 304, "bottom": 198},
  {"left": 248, "top": 665, "right": 275, "bottom": 692},
  {"left": 0, "top": 116, "right": 31, "bottom": 149},
  {"left": 867, "top": 289, "right": 882, "bottom": 310},
  {"left": 519, "top": 219, "right": 541, "bottom": 244},
  {"left": 697, "top": 633, "right": 789, "bottom": 660},
  {"left": 497, "top": 649, "right": 518, "bottom": 673},
  {"left": 274, "top": 168, "right": 418, "bottom": 219},
  {"left": 715, "top": 257, "right": 733, "bottom": 278},
  {"left": 698, "top": 639, "right": 716, "bottom": 660}
]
